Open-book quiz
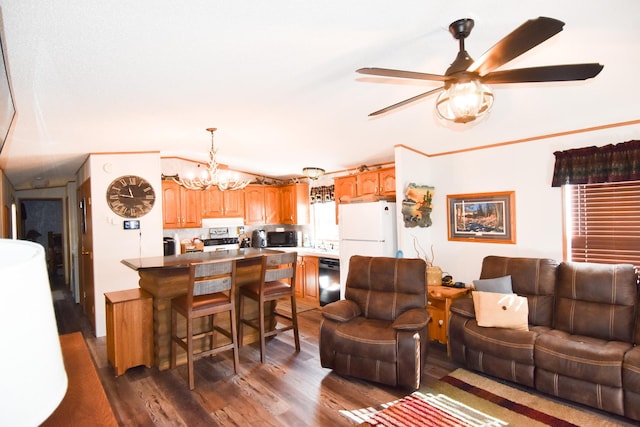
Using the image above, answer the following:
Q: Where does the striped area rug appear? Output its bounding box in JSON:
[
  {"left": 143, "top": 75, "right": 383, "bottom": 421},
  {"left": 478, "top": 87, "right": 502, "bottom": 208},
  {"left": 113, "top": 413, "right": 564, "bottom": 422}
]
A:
[
  {"left": 340, "top": 369, "right": 636, "bottom": 426},
  {"left": 340, "top": 391, "right": 506, "bottom": 426}
]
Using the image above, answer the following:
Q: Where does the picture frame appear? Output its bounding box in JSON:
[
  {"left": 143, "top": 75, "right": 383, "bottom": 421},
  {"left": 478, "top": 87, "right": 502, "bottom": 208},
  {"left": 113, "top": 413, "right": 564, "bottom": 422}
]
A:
[{"left": 447, "top": 191, "right": 515, "bottom": 243}]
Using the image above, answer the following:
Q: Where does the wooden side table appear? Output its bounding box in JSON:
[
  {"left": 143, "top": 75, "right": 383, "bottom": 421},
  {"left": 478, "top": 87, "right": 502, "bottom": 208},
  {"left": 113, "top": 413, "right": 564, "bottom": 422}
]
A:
[
  {"left": 105, "top": 288, "right": 153, "bottom": 376},
  {"left": 426, "top": 285, "right": 469, "bottom": 355}
]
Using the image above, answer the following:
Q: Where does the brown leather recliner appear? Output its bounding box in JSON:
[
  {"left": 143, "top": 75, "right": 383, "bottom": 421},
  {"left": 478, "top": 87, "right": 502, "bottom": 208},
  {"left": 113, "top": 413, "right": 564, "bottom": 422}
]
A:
[{"left": 319, "top": 256, "right": 430, "bottom": 390}]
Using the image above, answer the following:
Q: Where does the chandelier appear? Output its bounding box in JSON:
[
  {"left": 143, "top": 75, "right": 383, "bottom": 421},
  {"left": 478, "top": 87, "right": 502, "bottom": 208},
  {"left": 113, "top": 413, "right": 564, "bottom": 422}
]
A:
[{"left": 167, "top": 128, "right": 251, "bottom": 191}]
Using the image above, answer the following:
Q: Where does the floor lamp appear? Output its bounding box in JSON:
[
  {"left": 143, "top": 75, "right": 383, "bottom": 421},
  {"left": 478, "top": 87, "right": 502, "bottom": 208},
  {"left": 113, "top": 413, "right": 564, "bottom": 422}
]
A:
[{"left": 0, "top": 239, "right": 68, "bottom": 426}]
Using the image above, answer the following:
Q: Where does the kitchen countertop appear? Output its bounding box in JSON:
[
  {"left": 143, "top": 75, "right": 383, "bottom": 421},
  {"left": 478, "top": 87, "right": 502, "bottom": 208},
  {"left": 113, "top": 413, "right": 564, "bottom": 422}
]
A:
[{"left": 121, "top": 248, "right": 283, "bottom": 270}]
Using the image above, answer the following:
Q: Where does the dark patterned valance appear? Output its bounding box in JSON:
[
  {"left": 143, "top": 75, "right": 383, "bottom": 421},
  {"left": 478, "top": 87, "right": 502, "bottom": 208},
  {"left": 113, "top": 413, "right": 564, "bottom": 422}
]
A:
[
  {"left": 551, "top": 140, "right": 640, "bottom": 187},
  {"left": 310, "top": 185, "right": 335, "bottom": 204}
]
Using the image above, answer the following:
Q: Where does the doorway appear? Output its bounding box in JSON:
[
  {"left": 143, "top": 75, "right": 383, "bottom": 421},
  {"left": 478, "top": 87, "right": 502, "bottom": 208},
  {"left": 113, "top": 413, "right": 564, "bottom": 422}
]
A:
[{"left": 20, "top": 199, "right": 64, "bottom": 285}]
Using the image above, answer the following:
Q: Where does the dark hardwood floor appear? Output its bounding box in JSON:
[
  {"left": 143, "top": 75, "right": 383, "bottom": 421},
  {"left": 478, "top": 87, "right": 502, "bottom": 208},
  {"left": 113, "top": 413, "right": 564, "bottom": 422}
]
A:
[{"left": 51, "top": 278, "right": 458, "bottom": 426}]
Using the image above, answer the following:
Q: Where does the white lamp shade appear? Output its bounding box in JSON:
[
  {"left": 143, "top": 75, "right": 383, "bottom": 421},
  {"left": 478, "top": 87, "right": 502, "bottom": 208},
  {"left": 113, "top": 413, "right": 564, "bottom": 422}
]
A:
[{"left": 0, "top": 239, "right": 68, "bottom": 426}]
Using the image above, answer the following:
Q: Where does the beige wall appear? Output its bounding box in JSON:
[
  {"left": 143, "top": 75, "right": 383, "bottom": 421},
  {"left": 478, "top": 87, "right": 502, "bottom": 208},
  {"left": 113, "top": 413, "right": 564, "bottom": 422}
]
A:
[{"left": 395, "top": 121, "right": 640, "bottom": 284}]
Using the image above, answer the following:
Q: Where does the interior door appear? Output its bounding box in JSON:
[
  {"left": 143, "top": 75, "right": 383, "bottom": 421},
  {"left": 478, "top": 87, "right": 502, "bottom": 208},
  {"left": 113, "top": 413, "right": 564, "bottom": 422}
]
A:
[{"left": 77, "top": 179, "right": 96, "bottom": 332}]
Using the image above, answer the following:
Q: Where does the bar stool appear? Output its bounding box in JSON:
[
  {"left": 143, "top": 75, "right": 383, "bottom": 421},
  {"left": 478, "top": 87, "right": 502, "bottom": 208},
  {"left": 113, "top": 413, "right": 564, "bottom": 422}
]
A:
[
  {"left": 170, "top": 259, "right": 239, "bottom": 390},
  {"left": 238, "top": 252, "right": 300, "bottom": 363}
]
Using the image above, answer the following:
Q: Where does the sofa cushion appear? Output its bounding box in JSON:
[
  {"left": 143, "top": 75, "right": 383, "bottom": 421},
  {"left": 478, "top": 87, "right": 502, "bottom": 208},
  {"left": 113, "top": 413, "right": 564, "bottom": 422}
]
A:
[
  {"left": 479, "top": 256, "right": 558, "bottom": 327},
  {"left": 472, "top": 291, "right": 529, "bottom": 330},
  {"left": 472, "top": 275, "right": 513, "bottom": 293},
  {"left": 535, "top": 329, "right": 631, "bottom": 388},
  {"left": 623, "top": 346, "right": 640, "bottom": 394},
  {"left": 555, "top": 262, "right": 638, "bottom": 342},
  {"left": 332, "top": 317, "right": 397, "bottom": 362},
  {"left": 463, "top": 320, "right": 540, "bottom": 364}
]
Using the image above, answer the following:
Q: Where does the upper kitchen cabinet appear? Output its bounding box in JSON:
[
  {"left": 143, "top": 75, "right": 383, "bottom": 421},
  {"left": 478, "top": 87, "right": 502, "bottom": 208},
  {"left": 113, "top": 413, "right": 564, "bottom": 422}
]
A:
[
  {"left": 356, "top": 167, "right": 395, "bottom": 197},
  {"left": 162, "top": 181, "right": 202, "bottom": 228},
  {"left": 264, "top": 186, "right": 281, "bottom": 224},
  {"left": 202, "top": 187, "right": 245, "bottom": 218},
  {"left": 334, "top": 175, "right": 357, "bottom": 203},
  {"left": 244, "top": 185, "right": 266, "bottom": 225},
  {"left": 280, "top": 183, "right": 309, "bottom": 225}
]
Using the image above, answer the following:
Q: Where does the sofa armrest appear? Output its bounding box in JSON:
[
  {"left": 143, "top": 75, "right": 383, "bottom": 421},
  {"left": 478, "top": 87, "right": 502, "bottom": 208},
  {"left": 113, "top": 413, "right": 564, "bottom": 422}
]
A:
[
  {"left": 450, "top": 298, "right": 476, "bottom": 319},
  {"left": 392, "top": 308, "right": 431, "bottom": 331},
  {"left": 321, "top": 299, "right": 361, "bottom": 322}
]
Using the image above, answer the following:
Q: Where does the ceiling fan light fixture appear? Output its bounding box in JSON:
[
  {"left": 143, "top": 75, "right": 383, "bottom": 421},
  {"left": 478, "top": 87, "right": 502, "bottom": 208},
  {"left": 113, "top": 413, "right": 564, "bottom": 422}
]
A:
[
  {"left": 166, "top": 128, "right": 250, "bottom": 191},
  {"left": 436, "top": 80, "right": 494, "bottom": 123},
  {"left": 303, "top": 167, "right": 325, "bottom": 180}
]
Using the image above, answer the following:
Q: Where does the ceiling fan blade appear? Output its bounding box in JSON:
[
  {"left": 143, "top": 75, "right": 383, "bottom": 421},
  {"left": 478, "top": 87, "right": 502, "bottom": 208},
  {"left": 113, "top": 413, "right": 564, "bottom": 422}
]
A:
[
  {"left": 482, "top": 63, "right": 604, "bottom": 84},
  {"left": 467, "top": 17, "right": 565, "bottom": 76},
  {"left": 368, "top": 87, "right": 443, "bottom": 116},
  {"left": 357, "top": 67, "right": 447, "bottom": 82}
]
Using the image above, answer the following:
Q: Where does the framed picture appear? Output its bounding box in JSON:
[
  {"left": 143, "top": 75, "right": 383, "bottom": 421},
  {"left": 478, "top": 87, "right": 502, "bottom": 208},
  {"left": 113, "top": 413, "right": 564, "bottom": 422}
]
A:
[
  {"left": 447, "top": 191, "right": 515, "bottom": 243},
  {"left": 402, "top": 183, "right": 434, "bottom": 228}
]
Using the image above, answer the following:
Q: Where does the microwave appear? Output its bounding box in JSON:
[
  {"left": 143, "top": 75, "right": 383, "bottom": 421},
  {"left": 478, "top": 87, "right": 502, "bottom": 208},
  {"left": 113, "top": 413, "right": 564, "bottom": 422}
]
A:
[{"left": 267, "top": 231, "right": 298, "bottom": 247}]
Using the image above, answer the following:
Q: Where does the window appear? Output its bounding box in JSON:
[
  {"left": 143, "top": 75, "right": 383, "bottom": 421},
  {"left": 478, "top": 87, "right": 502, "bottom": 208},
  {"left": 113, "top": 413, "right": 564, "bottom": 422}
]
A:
[
  {"left": 565, "top": 180, "right": 640, "bottom": 269},
  {"left": 310, "top": 201, "right": 338, "bottom": 244}
]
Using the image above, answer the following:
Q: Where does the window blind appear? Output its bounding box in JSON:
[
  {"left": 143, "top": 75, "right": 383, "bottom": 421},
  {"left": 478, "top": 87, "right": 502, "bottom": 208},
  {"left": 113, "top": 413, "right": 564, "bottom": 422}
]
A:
[{"left": 568, "top": 180, "right": 640, "bottom": 269}]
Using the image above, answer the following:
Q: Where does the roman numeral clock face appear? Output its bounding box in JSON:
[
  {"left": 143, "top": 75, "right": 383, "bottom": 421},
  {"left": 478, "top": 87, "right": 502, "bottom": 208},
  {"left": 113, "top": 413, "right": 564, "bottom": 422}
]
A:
[{"left": 106, "top": 175, "right": 156, "bottom": 218}]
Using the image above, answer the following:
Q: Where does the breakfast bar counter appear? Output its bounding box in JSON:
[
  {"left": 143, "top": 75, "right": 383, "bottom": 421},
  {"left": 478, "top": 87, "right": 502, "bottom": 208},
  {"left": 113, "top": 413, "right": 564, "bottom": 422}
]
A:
[{"left": 122, "top": 248, "right": 284, "bottom": 370}]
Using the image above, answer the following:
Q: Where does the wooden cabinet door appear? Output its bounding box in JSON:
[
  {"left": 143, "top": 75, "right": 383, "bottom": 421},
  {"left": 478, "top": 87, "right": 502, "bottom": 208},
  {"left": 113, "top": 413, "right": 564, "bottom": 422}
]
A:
[
  {"left": 295, "top": 256, "right": 305, "bottom": 298},
  {"left": 244, "top": 185, "right": 265, "bottom": 225},
  {"left": 334, "top": 176, "right": 357, "bottom": 202},
  {"left": 181, "top": 188, "right": 202, "bottom": 228},
  {"left": 162, "top": 181, "right": 181, "bottom": 228},
  {"left": 224, "top": 189, "right": 245, "bottom": 217},
  {"left": 264, "top": 186, "right": 280, "bottom": 224},
  {"left": 280, "top": 185, "right": 295, "bottom": 224},
  {"left": 356, "top": 171, "right": 379, "bottom": 196},
  {"left": 202, "top": 187, "right": 224, "bottom": 218},
  {"left": 280, "top": 183, "right": 310, "bottom": 225},
  {"left": 303, "top": 256, "right": 319, "bottom": 299},
  {"left": 378, "top": 168, "right": 396, "bottom": 195}
]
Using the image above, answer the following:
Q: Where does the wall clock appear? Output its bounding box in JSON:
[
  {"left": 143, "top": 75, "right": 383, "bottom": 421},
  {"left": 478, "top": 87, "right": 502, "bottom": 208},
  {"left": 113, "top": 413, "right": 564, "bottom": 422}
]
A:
[{"left": 106, "top": 175, "right": 156, "bottom": 218}]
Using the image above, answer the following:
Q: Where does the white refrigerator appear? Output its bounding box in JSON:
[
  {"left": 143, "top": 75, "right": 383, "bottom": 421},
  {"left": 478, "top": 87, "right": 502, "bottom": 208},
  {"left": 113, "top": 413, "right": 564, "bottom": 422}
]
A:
[{"left": 339, "top": 201, "right": 397, "bottom": 299}]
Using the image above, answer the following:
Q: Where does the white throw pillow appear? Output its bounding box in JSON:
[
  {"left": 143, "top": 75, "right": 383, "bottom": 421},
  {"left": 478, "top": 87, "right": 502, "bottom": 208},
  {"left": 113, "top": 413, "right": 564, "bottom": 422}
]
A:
[{"left": 472, "top": 291, "right": 529, "bottom": 331}]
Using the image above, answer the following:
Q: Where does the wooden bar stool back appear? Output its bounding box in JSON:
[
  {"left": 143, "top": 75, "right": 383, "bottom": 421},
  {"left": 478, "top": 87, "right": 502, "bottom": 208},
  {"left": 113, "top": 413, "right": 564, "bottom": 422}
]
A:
[
  {"left": 238, "top": 252, "right": 300, "bottom": 363},
  {"left": 170, "top": 259, "right": 239, "bottom": 390}
]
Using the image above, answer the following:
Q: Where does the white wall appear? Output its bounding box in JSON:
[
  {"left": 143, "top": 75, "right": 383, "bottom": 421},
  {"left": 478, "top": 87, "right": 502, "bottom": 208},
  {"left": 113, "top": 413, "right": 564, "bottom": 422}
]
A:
[
  {"left": 395, "top": 122, "right": 640, "bottom": 284},
  {"left": 88, "top": 153, "right": 163, "bottom": 337}
]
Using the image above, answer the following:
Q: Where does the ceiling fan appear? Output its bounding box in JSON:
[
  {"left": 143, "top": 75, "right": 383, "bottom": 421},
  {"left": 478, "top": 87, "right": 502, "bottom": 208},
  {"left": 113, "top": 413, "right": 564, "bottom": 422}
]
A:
[{"left": 357, "top": 17, "right": 604, "bottom": 123}]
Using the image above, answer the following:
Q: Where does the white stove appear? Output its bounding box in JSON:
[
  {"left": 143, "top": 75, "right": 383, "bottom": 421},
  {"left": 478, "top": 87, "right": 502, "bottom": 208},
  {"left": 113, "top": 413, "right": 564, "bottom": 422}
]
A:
[{"left": 201, "top": 218, "right": 244, "bottom": 252}]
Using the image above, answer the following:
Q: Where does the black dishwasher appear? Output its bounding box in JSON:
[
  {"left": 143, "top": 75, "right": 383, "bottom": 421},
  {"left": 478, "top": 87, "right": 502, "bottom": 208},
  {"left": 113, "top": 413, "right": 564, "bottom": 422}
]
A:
[{"left": 318, "top": 258, "right": 340, "bottom": 306}]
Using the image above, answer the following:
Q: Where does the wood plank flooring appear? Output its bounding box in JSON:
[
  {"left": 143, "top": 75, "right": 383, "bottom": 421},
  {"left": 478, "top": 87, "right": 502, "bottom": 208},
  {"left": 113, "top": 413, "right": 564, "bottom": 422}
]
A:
[{"left": 53, "top": 284, "right": 458, "bottom": 426}]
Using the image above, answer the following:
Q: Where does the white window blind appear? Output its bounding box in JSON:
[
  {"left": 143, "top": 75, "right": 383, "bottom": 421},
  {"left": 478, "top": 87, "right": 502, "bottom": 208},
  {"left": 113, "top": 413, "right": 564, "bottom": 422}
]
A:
[{"left": 567, "top": 180, "right": 640, "bottom": 269}]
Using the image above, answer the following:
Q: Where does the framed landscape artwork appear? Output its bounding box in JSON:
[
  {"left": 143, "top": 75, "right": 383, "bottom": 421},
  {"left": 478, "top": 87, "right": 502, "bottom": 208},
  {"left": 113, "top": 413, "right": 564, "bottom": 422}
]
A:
[{"left": 447, "top": 191, "right": 515, "bottom": 243}]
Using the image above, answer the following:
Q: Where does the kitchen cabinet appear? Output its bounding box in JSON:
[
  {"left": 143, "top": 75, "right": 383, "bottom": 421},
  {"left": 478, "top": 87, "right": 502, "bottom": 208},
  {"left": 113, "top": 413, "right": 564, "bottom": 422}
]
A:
[
  {"left": 334, "top": 175, "right": 357, "bottom": 203},
  {"left": 105, "top": 288, "right": 153, "bottom": 376},
  {"left": 162, "top": 181, "right": 201, "bottom": 228},
  {"left": 202, "top": 187, "right": 245, "bottom": 218},
  {"left": 356, "top": 167, "right": 395, "bottom": 197},
  {"left": 295, "top": 255, "right": 319, "bottom": 303},
  {"left": 264, "top": 186, "right": 281, "bottom": 224},
  {"left": 280, "top": 183, "right": 310, "bottom": 225},
  {"left": 244, "top": 185, "right": 266, "bottom": 225}
]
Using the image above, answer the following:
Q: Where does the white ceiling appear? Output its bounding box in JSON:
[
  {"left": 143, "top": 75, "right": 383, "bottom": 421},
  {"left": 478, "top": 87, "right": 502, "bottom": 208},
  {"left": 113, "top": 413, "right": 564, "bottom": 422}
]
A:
[{"left": 0, "top": 0, "right": 639, "bottom": 190}]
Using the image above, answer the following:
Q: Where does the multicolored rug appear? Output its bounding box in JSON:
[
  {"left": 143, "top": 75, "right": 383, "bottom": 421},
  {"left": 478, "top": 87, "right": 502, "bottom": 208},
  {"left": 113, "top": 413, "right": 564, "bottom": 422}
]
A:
[{"left": 340, "top": 369, "right": 636, "bottom": 426}]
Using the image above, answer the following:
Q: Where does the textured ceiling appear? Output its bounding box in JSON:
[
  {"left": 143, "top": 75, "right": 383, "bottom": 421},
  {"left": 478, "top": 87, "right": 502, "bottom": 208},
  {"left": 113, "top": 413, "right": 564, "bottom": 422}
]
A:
[{"left": 0, "top": 0, "right": 639, "bottom": 189}]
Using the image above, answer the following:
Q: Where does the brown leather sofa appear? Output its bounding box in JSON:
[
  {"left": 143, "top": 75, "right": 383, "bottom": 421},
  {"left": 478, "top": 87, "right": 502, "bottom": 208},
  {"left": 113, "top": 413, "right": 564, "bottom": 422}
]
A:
[
  {"left": 449, "top": 255, "right": 640, "bottom": 421},
  {"left": 319, "top": 255, "right": 430, "bottom": 390}
]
